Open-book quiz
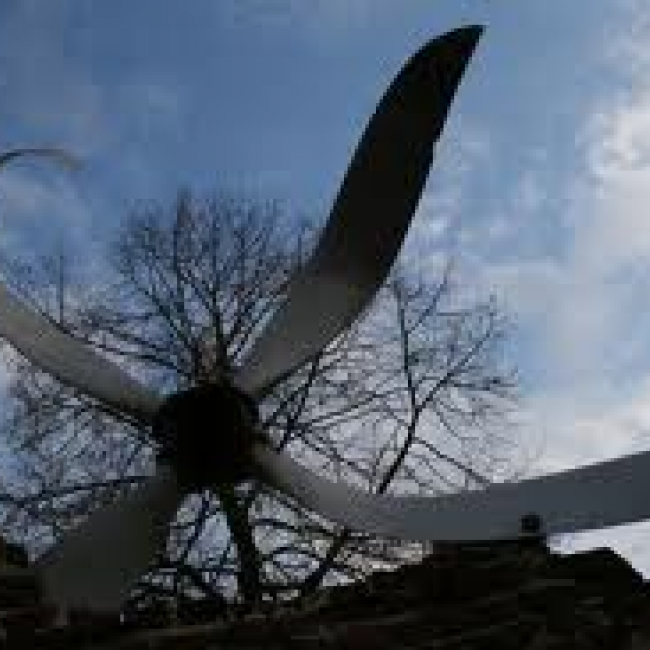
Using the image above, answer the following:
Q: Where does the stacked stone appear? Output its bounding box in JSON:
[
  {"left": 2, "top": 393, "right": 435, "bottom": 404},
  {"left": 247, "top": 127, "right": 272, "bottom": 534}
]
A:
[
  {"left": 2, "top": 537, "right": 650, "bottom": 648},
  {"left": 0, "top": 537, "right": 52, "bottom": 645},
  {"left": 195, "top": 538, "right": 650, "bottom": 650}
]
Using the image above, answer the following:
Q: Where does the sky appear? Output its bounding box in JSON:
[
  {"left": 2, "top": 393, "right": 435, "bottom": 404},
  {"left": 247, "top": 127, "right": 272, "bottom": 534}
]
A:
[{"left": 3, "top": 0, "right": 650, "bottom": 571}]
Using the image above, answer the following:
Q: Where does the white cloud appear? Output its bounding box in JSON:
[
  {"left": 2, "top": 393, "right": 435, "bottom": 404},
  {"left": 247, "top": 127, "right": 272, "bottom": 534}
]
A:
[
  {"left": 214, "top": 0, "right": 393, "bottom": 36},
  {"left": 525, "top": 375, "right": 650, "bottom": 475},
  {"left": 469, "top": 13, "right": 650, "bottom": 386},
  {"left": 0, "top": 165, "right": 90, "bottom": 238},
  {"left": 376, "top": 1, "right": 650, "bottom": 572},
  {"left": 512, "top": 168, "right": 547, "bottom": 216},
  {"left": 0, "top": 3, "right": 107, "bottom": 155},
  {"left": 465, "top": 2, "right": 650, "bottom": 571},
  {"left": 403, "top": 120, "right": 493, "bottom": 274},
  {"left": 523, "top": 376, "right": 650, "bottom": 572},
  {"left": 0, "top": 2, "right": 185, "bottom": 172}
]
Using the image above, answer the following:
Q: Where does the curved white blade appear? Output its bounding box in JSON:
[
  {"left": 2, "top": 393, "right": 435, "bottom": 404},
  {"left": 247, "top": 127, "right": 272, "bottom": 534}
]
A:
[
  {"left": 0, "top": 282, "right": 161, "bottom": 421},
  {"left": 236, "top": 26, "right": 483, "bottom": 396},
  {"left": 253, "top": 443, "right": 650, "bottom": 541},
  {"left": 38, "top": 466, "right": 184, "bottom": 613}
]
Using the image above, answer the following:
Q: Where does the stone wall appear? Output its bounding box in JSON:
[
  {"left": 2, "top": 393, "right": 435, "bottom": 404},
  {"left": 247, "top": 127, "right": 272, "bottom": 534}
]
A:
[{"left": 1, "top": 537, "right": 649, "bottom": 648}]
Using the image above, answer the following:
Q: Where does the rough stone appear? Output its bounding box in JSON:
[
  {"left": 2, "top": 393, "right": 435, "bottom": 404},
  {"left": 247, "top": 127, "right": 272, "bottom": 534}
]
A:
[{"left": 1, "top": 537, "right": 650, "bottom": 648}]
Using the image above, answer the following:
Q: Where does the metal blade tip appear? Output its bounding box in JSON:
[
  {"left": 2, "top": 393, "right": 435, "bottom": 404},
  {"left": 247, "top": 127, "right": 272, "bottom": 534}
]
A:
[{"left": 447, "top": 24, "right": 484, "bottom": 47}]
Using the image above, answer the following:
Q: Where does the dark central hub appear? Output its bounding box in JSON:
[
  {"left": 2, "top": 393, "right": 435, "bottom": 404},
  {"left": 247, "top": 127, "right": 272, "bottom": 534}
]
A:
[{"left": 151, "top": 380, "right": 260, "bottom": 491}]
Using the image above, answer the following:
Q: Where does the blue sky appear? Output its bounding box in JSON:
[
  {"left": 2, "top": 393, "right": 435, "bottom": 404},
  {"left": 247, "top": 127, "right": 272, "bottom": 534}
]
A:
[{"left": 3, "top": 0, "right": 650, "bottom": 570}]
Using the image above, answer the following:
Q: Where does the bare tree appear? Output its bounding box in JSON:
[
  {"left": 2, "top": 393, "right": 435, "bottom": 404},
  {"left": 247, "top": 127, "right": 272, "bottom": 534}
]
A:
[{"left": 0, "top": 190, "right": 517, "bottom": 613}]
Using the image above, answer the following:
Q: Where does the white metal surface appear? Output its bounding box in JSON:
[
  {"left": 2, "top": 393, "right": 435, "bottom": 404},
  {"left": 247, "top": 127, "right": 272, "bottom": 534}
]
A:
[
  {"left": 254, "top": 443, "right": 650, "bottom": 541},
  {"left": 0, "top": 281, "right": 162, "bottom": 421},
  {"left": 38, "top": 466, "right": 184, "bottom": 613},
  {"left": 0, "top": 145, "right": 160, "bottom": 421},
  {"left": 235, "top": 26, "right": 483, "bottom": 397}
]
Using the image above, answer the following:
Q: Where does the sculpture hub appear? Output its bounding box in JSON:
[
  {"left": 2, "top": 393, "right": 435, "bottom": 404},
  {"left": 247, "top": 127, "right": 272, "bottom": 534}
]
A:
[{"left": 152, "top": 381, "right": 259, "bottom": 491}]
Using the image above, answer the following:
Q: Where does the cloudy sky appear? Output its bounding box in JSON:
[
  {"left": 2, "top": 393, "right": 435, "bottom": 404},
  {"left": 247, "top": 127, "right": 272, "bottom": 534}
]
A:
[{"left": 3, "top": 1, "right": 650, "bottom": 570}]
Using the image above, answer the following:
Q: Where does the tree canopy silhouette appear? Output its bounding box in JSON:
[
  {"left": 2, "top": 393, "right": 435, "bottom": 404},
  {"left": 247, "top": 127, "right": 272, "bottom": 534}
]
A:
[{"left": 0, "top": 190, "right": 517, "bottom": 612}]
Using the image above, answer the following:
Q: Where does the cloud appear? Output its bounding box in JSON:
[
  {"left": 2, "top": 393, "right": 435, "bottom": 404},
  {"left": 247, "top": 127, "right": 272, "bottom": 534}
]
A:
[
  {"left": 403, "top": 119, "right": 493, "bottom": 276},
  {"left": 525, "top": 375, "right": 650, "bottom": 475},
  {"left": 0, "top": 163, "right": 92, "bottom": 254},
  {"left": 461, "top": 3, "right": 650, "bottom": 391},
  {"left": 0, "top": 3, "right": 107, "bottom": 154},
  {"left": 458, "top": 1, "right": 650, "bottom": 571},
  {"left": 524, "top": 375, "right": 650, "bottom": 573},
  {"left": 360, "top": 0, "right": 650, "bottom": 573},
  {"left": 0, "top": 2, "right": 185, "bottom": 186},
  {"left": 213, "top": 0, "right": 392, "bottom": 35}
]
